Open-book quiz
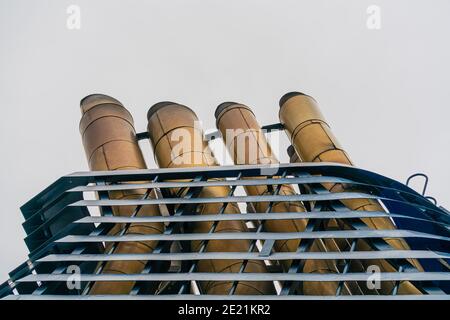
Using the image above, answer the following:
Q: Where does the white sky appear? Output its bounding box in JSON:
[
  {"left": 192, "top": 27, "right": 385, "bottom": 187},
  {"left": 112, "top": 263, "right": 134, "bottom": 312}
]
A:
[{"left": 0, "top": 0, "right": 449, "bottom": 282}]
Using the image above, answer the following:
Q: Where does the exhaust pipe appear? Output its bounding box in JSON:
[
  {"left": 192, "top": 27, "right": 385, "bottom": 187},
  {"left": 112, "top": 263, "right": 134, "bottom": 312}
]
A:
[
  {"left": 146, "top": 102, "right": 275, "bottom": 295},
  {"left": 279, "top": 92, "right": 422, "bottom": 294},
  {"left": 79, "top": 94, "right": 164, "bottom": 294},
  {"left": 215, "top": 102, "right": 367, "bottom": 295}
]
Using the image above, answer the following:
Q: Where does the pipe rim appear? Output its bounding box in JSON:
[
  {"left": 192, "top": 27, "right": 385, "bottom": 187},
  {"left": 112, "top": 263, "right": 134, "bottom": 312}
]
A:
[
  {"left": 147, "top": 101, "right": 197, "bottom": 120},
  {"left": 80, "top": 93, "right": 123, "bottom": 109},
  {"left": 214, "top": 102, "right": 239, "bottom": 119},
  {"left": 279, "top": 91, "right": 316, "bottom": 108}
]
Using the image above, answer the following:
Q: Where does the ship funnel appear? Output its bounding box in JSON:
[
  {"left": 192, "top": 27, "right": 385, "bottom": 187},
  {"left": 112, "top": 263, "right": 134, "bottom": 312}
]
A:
[
  {"left": 215, "top": 102, "right": 369, "bottom": 295},
  {"left": 279, "top": 92, "right": 423, "bottom": 294},
  {"left": 146, "top": 102, "right": 275, "bottom": 295},
  {"left": 79, "top": 94, "right": 164, "bottom": 294}
]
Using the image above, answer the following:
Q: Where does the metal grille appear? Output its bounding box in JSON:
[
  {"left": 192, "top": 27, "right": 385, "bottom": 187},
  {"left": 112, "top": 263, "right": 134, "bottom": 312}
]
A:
[{"left": 1, "top": 162, "right": 449, "bottom": 300}]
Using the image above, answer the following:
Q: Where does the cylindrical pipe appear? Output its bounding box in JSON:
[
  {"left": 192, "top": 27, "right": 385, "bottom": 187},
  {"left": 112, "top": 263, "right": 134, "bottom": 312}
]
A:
[
  {"left": 146, "top": 102, "right": 275, "bottom": 295},
  {"left": 279, "top": 92, "right": 422, "bottom": 294},
  {"left": 79, "top": 94, "right": 164, "bottom": 294},
  {"left": 215, "top": 102, "right": 365, "bottom": 295}
]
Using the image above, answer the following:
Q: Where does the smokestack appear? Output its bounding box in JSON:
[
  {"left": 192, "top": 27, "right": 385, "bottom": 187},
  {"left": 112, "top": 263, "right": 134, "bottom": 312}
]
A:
[
  {"left": 279, "top": 92, "right": 423, "bottom": 294},
  {"left": 215, "top": 102, "right": 367, "bottom": 295},
  {"left": 146, "top": 102, "right": 275, "bottom": 295},
  {"left": 79, "top": 94, "right": 164, "bottom": 294}
]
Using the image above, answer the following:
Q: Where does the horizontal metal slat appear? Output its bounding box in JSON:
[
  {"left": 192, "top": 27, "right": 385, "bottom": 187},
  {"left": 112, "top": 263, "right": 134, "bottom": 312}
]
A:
[
  {"left": 55, "top": 229, "right": 450, "bottom": 243},
  {"left": 37, "top": 250, "right": 450, "bottom": 262},
  {"left": 68, "top": 176, "right": 354, "bottom": 192},
  {"left": 17, "top": 272, "right": 450, "bottom": 283},
  {"left": 73, "top": 210, "right": 449, "bottom": 227},
  {"left": 70, "top": 192, "right": 380, "bottom": 207}
]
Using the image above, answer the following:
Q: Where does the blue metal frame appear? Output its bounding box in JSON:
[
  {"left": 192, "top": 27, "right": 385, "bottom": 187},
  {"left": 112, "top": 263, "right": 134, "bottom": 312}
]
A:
[{"left": 1, "top": 162, "right": 449, "bottom": 299}]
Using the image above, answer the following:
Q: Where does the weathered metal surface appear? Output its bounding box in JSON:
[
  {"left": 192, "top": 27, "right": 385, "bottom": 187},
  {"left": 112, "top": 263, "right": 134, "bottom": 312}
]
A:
[
  {"left": 146, "top": 102, "right": 274, "bottom": 295},
  {"left": 79, "top": 94, "right": 163, "bottom": 294},
  {"left": 279, "top": 92, "right": 424, "bottom": 294}
]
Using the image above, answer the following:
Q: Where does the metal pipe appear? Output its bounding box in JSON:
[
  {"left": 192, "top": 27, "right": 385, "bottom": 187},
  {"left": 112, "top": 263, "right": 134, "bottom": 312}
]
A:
[
  {"left": 146, "top": 102, "right": 275, "bottom": 295},
  {"left": 279, "top": 92, "right": 423, "bottom": 294},
  {"left": 79, "top": 94, "right": 164, "bottom": 294},
  {"left": 215, "top": 102, "right": 366, "bottom": 295}
]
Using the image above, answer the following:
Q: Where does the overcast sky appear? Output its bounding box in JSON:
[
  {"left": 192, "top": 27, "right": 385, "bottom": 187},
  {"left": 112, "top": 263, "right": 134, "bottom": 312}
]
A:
[{"left": 0, "top": 0, "right": 449, "bottom": 282}]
